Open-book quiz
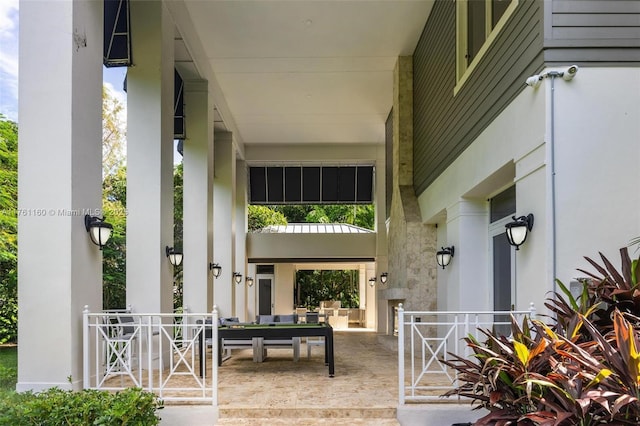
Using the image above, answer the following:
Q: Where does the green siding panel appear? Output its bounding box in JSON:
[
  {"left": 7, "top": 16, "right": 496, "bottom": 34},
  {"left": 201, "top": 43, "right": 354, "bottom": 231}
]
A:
[{"left": 413, "top": 0, "right": 544, "bottom": 194}]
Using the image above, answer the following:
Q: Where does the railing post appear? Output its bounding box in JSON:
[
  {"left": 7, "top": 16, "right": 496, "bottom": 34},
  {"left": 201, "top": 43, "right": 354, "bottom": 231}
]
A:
[
  {"left": 397, "top": 303, "right": 405, "bottom": 405},
  {"left": 147, "top": 314, "right": 153, "bottom": 390},
  {"left": 182, "top": 306, "right": 189, "bottom": 345},
  {"left": 529, "top": 302, "right": 536, "bottom": 320},
  {"left": 212, "top": 306, "right": 219, "bottom": 407},
  {"left": 83, "top": 305, "right": 90, "bottom": 389}
]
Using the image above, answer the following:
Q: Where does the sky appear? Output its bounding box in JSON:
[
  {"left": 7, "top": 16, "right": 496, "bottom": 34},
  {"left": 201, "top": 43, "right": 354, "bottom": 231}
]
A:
[
  {"left": 0, "top": 1, "right": 128, "bottom": 123},
  {"left": 0, "top": 0, "right": 18, "bottom": 121}
]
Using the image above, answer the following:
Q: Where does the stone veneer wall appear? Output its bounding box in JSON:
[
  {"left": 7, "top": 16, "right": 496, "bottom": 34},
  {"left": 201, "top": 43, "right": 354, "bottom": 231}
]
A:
[{"left": 380, "top": 56, "right": 438, "bottom": 336}]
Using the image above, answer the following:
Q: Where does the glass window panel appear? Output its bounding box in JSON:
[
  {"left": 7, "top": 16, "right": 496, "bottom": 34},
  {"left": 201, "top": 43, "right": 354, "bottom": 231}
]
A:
[{"left": 467, "top": 0, "right": 486, "bottom": 65}]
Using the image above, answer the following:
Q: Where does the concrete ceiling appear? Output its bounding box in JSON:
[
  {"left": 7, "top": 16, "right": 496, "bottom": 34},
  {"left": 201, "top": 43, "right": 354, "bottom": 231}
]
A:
[{"left": 177, "top": 0, "right": 434, "bottom": 148}]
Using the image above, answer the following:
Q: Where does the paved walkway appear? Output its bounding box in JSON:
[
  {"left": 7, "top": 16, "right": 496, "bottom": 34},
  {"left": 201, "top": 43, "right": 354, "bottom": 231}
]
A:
[{"left": 158, "top": 330, "right": 485, "bottom": 425}]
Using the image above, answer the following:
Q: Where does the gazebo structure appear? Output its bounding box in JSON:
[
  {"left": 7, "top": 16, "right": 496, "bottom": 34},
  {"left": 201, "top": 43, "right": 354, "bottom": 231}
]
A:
[{"left": 17, "top": 0, "right": 640, "bottom": 395}]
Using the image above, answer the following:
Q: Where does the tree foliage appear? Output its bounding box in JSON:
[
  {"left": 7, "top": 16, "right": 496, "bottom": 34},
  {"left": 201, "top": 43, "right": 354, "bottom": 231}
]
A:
[
  {"left": 102, "top": 86, "right": 126, "bottom": 178},
  {"left": 0, "top": 115, "right": 18, "bottom": 343},
  {"left": 296, "top": 270, "right": 360, "bottom": 309},
  {"left": 248, "top": 204, "right": 375, "bottom": 231},
  {"left": 247, "top": 205, "right": 287, "bottom": 231}
]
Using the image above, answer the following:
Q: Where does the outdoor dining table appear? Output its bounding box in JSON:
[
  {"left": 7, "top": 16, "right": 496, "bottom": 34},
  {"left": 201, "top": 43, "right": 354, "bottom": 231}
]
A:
[{"left": 198, "top": 322, "right": 335, "bottom": 377}]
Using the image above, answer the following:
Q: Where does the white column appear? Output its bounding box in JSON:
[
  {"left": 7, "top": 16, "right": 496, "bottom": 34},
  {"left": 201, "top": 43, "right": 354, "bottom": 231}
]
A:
[
  {"left": 445, "top": 200, "right": 489, "bottom": 311},
  {"left": 246, "top": 263, "right": 257, "bottom": 320},
  {"left": 234, "top": 159, "right": 248, "bottom": 321},
  {"left": 213, "top": 132, "right": 235, "bottom": 317},
  {"left": 182, "top": 81, "right": 214, "bottom": 313},
  {"left": 17, "top": 0, "right": 103, "bottom": 391},
  {"left": 126, "top": 1, "right": 174, "bottom": 314}
]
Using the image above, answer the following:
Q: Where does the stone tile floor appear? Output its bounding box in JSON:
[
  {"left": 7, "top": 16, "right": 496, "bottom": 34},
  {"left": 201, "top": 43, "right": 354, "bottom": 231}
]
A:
[{"left": 214, "top": 330, "right": 400, "bottom": 424}]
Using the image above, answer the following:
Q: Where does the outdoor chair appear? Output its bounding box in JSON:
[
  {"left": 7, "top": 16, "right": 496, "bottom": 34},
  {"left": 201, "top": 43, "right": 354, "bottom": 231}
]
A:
[
  {"left": 305, "top": 312, "right": 325, "bottom": 358},
  {"left": 218, "top": 317, "right": 255, "bottom": 362},
  {"left": 100, "top": 315, "right": 139, "bottom": 379},
  {"left": 257, "top": 314, "right": 300, "bottom": 362}
]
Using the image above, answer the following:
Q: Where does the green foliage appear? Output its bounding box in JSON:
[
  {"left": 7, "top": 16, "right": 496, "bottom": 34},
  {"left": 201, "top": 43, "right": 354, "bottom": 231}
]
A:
[
  {"left": 248, "top": 204, "right": 375, "bottom": 231},
  {"left": 247, "top": 205, "right": 288, "bottom": 231},
  {"left": 0, "top": 387, "right": 163, "bottom": 425},
  {"left": 444, "top": 247, "right": 640, "bottom": 425},
  {"left": 296, "top": 270, "right": 360, "bottom": 309},
  {"left": 0, "top": 116, "right": 17, "bottom": 343},
  {"left": 0, "top": 346, "right": 17, "bottom": 391},
  {"left": 102, "top": 167, "right": 128, "bottom": 310}
]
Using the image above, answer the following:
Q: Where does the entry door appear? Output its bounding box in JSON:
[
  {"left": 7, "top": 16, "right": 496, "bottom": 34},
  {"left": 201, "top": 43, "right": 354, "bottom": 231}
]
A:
[
  {"left": 258, "top": 277, "right": 273, "bottom": 315},
  {"left": 489, "top": 216, "right": 516, "bottom": 336}
]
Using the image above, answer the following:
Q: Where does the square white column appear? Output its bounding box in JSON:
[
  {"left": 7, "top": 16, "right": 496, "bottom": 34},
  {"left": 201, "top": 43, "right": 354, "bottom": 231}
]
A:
[
  {"left": 182, "top": 81, "right": 214, "bottom": 313},
  {"left": 126, "top": 1, "right": 174, "bottom": 314},
  {"left": 213, "top": 132, "right": 235, "bottom": 317},
  {"left": 443, "top": 200, "right": 489, "bottom": 311},
  {"left": 235, "top": 159, "right": 247, "bottom": 321},
  {"left": 17, "top": 0, "right": 103, "bottom": 391}
]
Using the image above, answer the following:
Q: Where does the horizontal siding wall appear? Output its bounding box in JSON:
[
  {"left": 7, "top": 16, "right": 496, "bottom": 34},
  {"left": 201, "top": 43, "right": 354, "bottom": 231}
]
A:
[
  {"left": 545, "top": 0, "right": 640, "bottom": 63},
  {"left": 413, "top": 0, "right": 544, "bottom": 194}
]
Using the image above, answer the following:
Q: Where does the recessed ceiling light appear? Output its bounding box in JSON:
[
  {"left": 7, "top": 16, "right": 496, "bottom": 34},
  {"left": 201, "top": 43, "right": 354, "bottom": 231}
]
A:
[{"left": 304, "top": 19, "right": 313, "bottom": 26}]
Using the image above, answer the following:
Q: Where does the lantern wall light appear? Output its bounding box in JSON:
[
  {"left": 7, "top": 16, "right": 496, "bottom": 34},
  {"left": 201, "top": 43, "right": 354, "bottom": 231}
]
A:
[
  {"left": 165, "top": 246, "right": 183, "bottom": 266},
  {"left": 380, "top": 272, "right": 388, "bottom": 284},
  {"left": 246, "top": 276, "right": 254, "bottom": 287},
  {"left": 84, "top": 215, "right": 113, "bottom": 250},
  {"left": 505, "top": 214, "right": 534, "bottom": 250},
  {"left": 369, "top": 277, "right": 376, "bottom": 287},
  {"left": 436, "top": 246, "right": 455, "bottom": 269},
  {"left": 209, "top": 263, "right": 222, "bottom": 278},
  {"left": 234, "top": 272, "right": 243, "bottom": 284}
]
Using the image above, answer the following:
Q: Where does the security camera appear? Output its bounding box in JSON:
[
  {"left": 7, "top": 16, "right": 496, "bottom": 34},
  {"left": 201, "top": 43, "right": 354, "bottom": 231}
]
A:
[
  {"left": 525, "top": 75, "right": 543, "bottom": 88},
  {"left": 562, "top": 65, "right": 578, "bottom": 81}
]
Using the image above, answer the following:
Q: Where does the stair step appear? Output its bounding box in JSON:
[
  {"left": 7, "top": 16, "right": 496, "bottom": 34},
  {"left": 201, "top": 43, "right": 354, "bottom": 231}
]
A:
[
  {"left": 216, "top": 417, "right": 400, "bottom": 425},
  {"left": 219, "top": 407, "right": 396, "bottom": 419}
]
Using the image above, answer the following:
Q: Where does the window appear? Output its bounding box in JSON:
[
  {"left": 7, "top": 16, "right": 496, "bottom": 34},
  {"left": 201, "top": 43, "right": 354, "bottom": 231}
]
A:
[{"left": 456, "top": 0, "right": 518, "bottom": 92}]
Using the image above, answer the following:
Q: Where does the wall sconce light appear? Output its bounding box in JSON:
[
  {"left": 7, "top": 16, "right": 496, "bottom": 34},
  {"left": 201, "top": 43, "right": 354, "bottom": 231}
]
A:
[
  {"left": 246, "top": 276, "right": 254, "bottom": 287},
  {"left": 209, "top": 263, "right": 222, "bottom": 278},
  {"left": 165, "top": 246, "right": 183, "bottom": 266},
  {"left": 369, "top": 277, "right": 376, "bottom": 287},
  {"left": 84, "top": 215, "right": 113, "bottom": 250},
  {"left": 233, "top": 272, "right": 243, "bottom": 284},
  {"left": 436, "top": 246, "right": 455, "bottom": 269},
  {"left": 505, "top": 214, "right": 534, "bottom": 250},
  {"left": 380, "top": 272, "right": 388, "bottom": 284}
]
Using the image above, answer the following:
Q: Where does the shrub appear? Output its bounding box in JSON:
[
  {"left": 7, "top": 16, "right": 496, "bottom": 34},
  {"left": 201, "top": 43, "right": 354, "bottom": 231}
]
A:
[
  {"left": 444, "top": 247, "right": 640, "bottom": 425},
  {"left": 0, "top": 387, "right": 163, "bottom": 425}
]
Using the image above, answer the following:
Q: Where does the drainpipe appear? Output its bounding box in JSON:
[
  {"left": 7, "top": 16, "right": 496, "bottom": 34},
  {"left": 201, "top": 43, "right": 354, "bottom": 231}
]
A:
[
  {"left": 548, "top": 71, "right": 560, "bottom": 297},
  {"left": 525, "top": 65, "right": 578, "bottom": 298}
]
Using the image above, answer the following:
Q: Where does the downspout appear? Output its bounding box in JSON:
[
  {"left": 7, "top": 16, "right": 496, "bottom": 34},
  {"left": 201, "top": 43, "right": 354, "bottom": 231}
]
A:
[
  {"left": 548, "top": 72, "right": 560, "bottom": 296},
  {"left": 525, "top": 65, "right": 578, "bottom": 302}
]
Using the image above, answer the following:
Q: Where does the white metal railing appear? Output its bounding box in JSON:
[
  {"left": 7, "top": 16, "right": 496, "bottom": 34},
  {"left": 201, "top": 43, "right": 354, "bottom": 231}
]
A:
[
  {"left": 397, "top": 303, "right": 536, "bottom": 404},
  {"left": 83, "top": 306, "right": 219, "bottom": 404}
]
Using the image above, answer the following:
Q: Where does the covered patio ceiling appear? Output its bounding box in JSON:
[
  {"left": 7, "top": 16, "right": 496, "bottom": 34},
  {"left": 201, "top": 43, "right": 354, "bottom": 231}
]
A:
[{"left": 172, "top": 0, "right": 435, "bottom": 149}]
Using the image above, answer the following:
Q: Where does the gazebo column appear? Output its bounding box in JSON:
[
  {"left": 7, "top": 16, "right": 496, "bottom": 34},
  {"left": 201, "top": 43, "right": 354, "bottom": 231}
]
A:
[
  {"left": 126, "top": 1, "right": 174, "bottom": 315},
  {"left": 235, "top": 159, "right": 247, "bottom": 321},
  {"left": 213, "top": 132, "right": 235, "bottom": 317},
  {"left": 182, "top": 81, "right": 214, "bottom": 313},
  {"left": 17, "top": 0, "right": 103, "bottom": 391}
]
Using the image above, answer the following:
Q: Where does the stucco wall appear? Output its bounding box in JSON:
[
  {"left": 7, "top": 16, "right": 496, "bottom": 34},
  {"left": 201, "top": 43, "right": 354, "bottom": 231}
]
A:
[{"left": 417, "top": 66, "right": 640, "bottom": 315}]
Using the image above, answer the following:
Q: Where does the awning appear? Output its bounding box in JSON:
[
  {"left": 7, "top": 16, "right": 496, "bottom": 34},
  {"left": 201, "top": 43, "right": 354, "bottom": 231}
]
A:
[{"left": 103, "top": 0, "right": 132, "bottom": 67}]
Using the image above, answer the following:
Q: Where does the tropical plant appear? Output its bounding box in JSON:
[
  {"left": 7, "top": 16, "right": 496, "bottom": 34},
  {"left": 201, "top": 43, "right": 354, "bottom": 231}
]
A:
[{"left": 444, "top": 247, "right": 640, "bottom": 425}]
